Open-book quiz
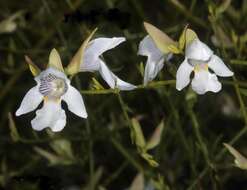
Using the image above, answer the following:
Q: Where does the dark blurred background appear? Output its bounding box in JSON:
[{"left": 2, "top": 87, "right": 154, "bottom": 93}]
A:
[{"left": 0, "top": 0, "right": 247, "bottom": 189}]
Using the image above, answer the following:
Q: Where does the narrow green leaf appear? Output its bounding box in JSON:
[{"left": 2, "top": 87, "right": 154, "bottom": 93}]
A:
[
  {"left": 48, "top": 48, "right": 64, "bottom": 72},
  {"left": 144, "top": 22, "right": 178, "bottom": 54},
  {"left": 224, "top": 143, "right": 247, "bottom": 170},
  {"left": 8, "top": 112, "right": 19, "bottom": 142},
  {"left": 131, "top": 118, "right": 146, "bottom": 149},
  {"left": 25, "top": 55, "right": 40, "bottom": 76},
  {"left": 92, "top": 77, "right": 105, "bottom": 90},
  {"left": 145, "top": 120, "right": 164, "bottom": 150},
  {"left": 216, "top": 0, "right": 231, "bottom": 14},
  {"left": 139, "top": 62, "right": 144, "bottom": 77},
  {"left": 66, "top": 28, "right": 98, "bottom": 75}
]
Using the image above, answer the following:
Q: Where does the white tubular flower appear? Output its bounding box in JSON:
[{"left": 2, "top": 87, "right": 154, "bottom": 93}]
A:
[
  {"left": 138, "top": 35, "right": 172, "bottom": 85},
  {"left": 176, "top": 38, "right": 234, "bottom": 94},
  {"left": 80, "top": 37, "right": 136, "bottom": 91},
  {"left": 16, "top": 53, "right": 87, "bottom": 132}
]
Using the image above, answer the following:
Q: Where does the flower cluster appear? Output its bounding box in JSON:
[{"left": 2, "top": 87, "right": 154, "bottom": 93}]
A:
[{"left": 16, "top": 23, "right": 234, "bottom": 132}]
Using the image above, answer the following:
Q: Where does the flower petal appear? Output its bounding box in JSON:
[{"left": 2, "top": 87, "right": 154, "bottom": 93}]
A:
[
  {"left": 185, "top": 39, "right": 213, "bottom": 61},
  {"left": 208, "top": 55, "right": 234, "bottom": 77},
  {"left": 62, "top": 84, "right": 88, "bottom": 118},
  {"left": 176, "top": 59, "right": 193, "bottom": 91},
  {"left": 81, "top": 37, "right": 126, "bottom": 72},
  {"left": 144, "top": 58, "right": 164, "bottom": 85},
  {"left": 37, "top": 67, "right": 68, "bottom": 82},
  {"left": 16, "top": 85, "right": 43, "bottom": 116},
  {"left": 31, "top": 101, "right": 66, "bottom": 132},
  {"left": 138, "top": 35, "right": 165, "bottom": 85},
  {"left": 191, "top": 70, "right": 221, "bottom": 94},
  {"left": 99, "top": 60, "right": 136, "bottom": 90}
]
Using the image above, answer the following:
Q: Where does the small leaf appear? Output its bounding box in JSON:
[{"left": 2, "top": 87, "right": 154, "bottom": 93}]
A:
[
  {"left": 66, "top": 28, "right": 97, "bottom": 75},
  {"left": 224, "top": 143, "right": 247, "bottom": 170},
  {"left": 139, "top": 62, "right": 144, "bottom": 77},
  {"left": 151, "top": 176, "right": 170, "bottom": 190},
  {"left": 0, "top": 11, "right": 24, "bottom": 34},
  {"left": 25, "top": 55, "right": 40, "bottom": 76},
  {"left": 34, "top": 147, "right": 61, "bottom": 165},
  {"left": 50, "top": 139, "right": 74, "bottom": 160},
  {"left": 48, "top": 48, "right": 64, "bottom": 72},
  {"left": 129, "top": 173, "right": 144, "bottom": 190},
  {"left": 141, "top": 152, "right": 159, "bottom": 167},
  {"left": 92, "top": 77, "right": 105, "bottom": 90},
  {"left": 8, "top": 112, "right": 19, "bottom": 142},
  {"left": 167, "top": 44, "right": 180, "bottom": 54},
  {"left": 145, "top": 120, "right": 164, "bottom": 150},
  {"left": 144, "top": 22, "right": 178, "bottom": 54},
  {"left": 34, "top": 143, "right": 74, "bottom": 166},
  {"left": 131, "top": 118, "right": 146, "bottom": 149}
]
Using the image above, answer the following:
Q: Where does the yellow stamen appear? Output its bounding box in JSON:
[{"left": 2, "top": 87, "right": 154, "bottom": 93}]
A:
[
  {"left": 194, "top": 64, "right": 208, "bottom": 73},
  {"left": 43, "top": 96, "right": 61, "bottom": 103}
]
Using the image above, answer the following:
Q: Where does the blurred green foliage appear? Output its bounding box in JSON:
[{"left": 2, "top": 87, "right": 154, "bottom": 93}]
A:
[{"left": 0, "top": 0, "right": 247, "bottom": 189}]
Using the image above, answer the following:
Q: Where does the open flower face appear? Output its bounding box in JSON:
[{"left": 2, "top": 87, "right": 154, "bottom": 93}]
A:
[
  {"left": 79, "top": 37, "right": 136, "bottom": 91},
  {"left": 176, "top": 38, "right": 234, "bottom": 94},
  {"left": 16, "top": 50, "right": 87, "bottom": 132},
  {"left": 138, "top": 35, "right": 172, "bottom": 85}
]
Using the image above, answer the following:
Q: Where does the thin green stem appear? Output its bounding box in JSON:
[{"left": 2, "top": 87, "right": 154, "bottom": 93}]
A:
[
  {"left": 188, "top": 108, "right": 212, "bottom": 168},
  {"left": 230, "top": 59, "right": 247, "bottom": 66},
  {"left": 79, "top": 79, "right": 247, "bottom": 95},
  {"left": 116, "top": 92, "right": 132, "bottom": 127},
  {"left": 86, "top": 121, "right": 94, "bottom": 190}
]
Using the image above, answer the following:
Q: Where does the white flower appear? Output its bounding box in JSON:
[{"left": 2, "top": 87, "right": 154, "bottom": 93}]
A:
[
  {"left": 138, "top": 35, "right": 172, "bottom": 85},
  {"left": 176, "top": 38, "right": 234, "bottom": 94},
  {"left": 16, "top": 67, "right": 87, "bottom": 132},
  {"left": 80, "top": 37, "right": 136, "bottom": 90}
]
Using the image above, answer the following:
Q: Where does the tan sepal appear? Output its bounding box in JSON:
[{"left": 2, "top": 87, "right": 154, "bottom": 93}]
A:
[
  {"left": 25, "top": 55, "right": 40, "bottom": 76},
  {"left": 65, "top": 28, "right": 98, "bottom": 75},
  {"left": 48, "top": 48, "right": 64, "bottom": 72},
  {"left": 144, "top": 22, "right": 179, "bottom": 54}
]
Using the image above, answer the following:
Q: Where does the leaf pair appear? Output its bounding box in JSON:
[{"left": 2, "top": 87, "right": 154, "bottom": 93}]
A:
[
  {"left": 34, "top": 139, "right": 75, "bottom": 165},
  {"left": 25, "top": 28, "right": 97, "bottom": 77},
  {"left": 131, "top": 118, "right": 164, "bottom": 167}
]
